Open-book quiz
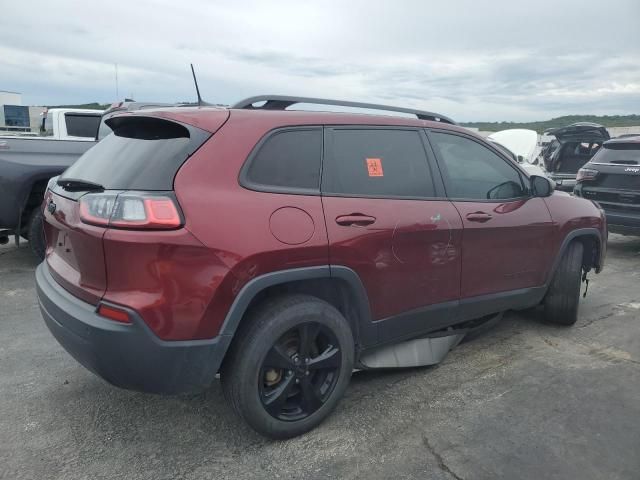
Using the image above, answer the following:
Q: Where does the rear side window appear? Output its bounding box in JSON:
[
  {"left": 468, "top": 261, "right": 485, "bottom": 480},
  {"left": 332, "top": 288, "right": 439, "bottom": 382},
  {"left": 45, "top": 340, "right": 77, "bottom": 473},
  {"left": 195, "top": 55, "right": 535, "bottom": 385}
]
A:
[
  {"left": 430, "top": 132, "right": 526, "bottom": 200},
  {"left": 323, "top": 128, "right": 435, "bottom": 198},
  {"left": 244, "top": 128, "right": 322, "bottom": 191},
  {"left": 60, "top": 116, "right": 210, "bottom": 190},
  {"left": 65, "top": 114, "right": 101, "bottom": 138}
]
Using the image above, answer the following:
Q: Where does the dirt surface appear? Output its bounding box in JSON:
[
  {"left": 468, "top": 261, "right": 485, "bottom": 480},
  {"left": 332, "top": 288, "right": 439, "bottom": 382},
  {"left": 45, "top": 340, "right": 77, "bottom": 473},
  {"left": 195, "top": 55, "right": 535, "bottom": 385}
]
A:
[{"left": 1, "top": 235, "right": 639, "bottom": 480}]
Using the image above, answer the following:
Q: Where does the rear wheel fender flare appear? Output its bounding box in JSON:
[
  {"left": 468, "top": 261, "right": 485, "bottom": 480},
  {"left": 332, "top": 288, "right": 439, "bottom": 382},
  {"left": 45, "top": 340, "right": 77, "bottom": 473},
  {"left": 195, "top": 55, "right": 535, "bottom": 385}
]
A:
[{"left": 217, "top": 265, "right": 375, "bottom": 357}]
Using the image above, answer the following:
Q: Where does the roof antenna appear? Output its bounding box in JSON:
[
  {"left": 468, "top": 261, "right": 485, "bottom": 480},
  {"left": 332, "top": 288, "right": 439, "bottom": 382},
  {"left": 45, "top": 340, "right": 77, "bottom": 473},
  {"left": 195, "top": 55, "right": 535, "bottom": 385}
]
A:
[{"left": 190, "top": 63, "right": 204, "bottom": 106}]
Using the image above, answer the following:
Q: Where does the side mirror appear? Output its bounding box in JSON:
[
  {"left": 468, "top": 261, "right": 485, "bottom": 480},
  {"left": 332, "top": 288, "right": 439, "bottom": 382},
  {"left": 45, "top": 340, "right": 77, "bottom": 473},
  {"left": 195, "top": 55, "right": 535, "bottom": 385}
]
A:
[
  {"left": 531, "top": 175, "right": 554, "bottom": 197},
  {"left": 517, "top": 155, "right": 524, "bottom": 163}
]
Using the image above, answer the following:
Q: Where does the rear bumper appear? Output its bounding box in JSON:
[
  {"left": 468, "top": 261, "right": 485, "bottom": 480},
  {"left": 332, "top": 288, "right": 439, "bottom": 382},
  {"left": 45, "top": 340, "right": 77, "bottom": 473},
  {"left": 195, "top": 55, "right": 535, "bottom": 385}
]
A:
[
  {"left": 36, "top": 262, "right": 230, "bottom": 394},
  {"left": 605, "top": 209, "right": 640, "bottom": 235}
]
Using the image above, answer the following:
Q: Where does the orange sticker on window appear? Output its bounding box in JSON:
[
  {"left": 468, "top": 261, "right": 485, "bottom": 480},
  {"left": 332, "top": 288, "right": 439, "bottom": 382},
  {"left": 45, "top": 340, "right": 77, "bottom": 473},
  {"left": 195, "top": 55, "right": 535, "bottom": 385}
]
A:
[{"left": 366, "top": 158, "right": 383, "bottom": 177}]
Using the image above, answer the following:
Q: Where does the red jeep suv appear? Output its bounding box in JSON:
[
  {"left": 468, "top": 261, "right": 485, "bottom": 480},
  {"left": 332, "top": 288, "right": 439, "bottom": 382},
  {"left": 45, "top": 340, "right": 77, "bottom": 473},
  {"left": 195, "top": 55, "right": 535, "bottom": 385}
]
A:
[{"left": 36, "top": 96, "right": 606, "bottom": 438}]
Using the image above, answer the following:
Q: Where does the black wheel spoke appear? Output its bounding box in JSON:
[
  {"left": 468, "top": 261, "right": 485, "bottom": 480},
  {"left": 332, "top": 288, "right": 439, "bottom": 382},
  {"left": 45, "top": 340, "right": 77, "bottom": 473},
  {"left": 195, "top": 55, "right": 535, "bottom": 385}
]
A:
[
  {"left": 308, "top": 346, "right": 340, "bottom": 370},
  {"left": 263, "top": 374, "right": 295, "bottom": 416},
  {"left": 263, "top": 343, "right": 295, "bottom": 370},
  {"left": 259, "top": 320, "right": 344, "bottom": 421},
  {"left": 300, "top": 376, "right": 323, "bottom": 413},
  {"left": 298, "top": 323, "right": 321, "bottom": 357}
]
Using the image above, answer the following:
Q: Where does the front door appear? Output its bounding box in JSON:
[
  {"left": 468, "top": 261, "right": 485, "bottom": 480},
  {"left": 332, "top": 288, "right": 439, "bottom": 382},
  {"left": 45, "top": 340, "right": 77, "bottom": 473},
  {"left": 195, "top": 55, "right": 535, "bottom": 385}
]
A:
[
  {"left": 321, "top": 127, "right": 463, "bottom": 340},
  {"left": 428, "top": 130, "right": 553, "bottom": 299}
]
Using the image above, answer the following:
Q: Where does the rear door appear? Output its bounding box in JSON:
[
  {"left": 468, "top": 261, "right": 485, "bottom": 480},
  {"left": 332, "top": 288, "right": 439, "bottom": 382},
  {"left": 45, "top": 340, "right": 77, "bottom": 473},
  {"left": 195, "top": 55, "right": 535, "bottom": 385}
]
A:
[
  {"left": 427, "top": 130, "right": 553, "bottom": 299},
  {"left": 321, "top": 127, "right": 463, "bottom": 340}
]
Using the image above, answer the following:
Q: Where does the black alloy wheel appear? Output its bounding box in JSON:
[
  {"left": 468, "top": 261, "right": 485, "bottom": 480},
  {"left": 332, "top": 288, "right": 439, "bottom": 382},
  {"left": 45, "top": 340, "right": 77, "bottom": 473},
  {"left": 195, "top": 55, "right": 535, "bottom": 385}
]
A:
[
  {"left": 221, "top": 294, "right": 354, "bottom": 439},
  {"left": 260, "top": 322, "right": 341, "bottom": 421}
]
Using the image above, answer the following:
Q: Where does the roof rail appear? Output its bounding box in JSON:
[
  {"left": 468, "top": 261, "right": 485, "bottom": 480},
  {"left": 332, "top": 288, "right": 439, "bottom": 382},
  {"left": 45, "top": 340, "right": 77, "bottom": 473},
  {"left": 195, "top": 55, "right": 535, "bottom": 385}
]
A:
[{"left": 231, "top": 95, "right": 456, "bottom": 125}]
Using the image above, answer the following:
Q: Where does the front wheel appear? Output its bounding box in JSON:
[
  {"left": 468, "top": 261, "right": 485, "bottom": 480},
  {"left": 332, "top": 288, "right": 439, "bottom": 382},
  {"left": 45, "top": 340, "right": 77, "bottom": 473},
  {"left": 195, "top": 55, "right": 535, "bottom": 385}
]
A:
[
  {"left": 544, "top": 241, "right": 584, "bottom": 325},
  {"left": 221, "top": 294, "right": 354, "bottom": 439}
]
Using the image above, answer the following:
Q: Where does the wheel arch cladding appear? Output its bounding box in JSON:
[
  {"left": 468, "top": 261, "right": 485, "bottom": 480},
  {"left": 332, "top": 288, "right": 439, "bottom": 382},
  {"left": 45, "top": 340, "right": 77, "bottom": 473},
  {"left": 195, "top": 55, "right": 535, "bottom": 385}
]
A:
[
  {"left": 218, "top": 266, "right": 375, "bottom": 365},
  {"left": 550, "top": 228, "right": 604, "bottom": 282}
]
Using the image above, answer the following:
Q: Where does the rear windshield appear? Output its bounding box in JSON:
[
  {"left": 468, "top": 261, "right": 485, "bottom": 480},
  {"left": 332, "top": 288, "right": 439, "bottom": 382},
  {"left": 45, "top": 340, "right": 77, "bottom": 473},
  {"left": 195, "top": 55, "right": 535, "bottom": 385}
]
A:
[
  {"left": 60, "top": 116, "right": 210, "bottom": 190},
  {"left": 592, "top": 143, "right": 640, "bottom": 164}
]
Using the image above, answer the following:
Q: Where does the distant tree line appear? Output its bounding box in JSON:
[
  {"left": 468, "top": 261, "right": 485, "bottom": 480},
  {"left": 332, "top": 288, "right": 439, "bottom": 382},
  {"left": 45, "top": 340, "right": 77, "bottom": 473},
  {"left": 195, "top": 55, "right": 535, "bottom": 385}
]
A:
[{"left": 462, "top": 114, "right": 640, "bottom": 133}]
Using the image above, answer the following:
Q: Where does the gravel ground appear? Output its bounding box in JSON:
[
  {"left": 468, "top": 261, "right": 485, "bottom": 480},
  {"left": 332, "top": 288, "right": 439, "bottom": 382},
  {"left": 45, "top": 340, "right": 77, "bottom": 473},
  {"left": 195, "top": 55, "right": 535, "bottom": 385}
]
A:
[{"left": 1, "top": 235, "right": 639, "bottom": 480}]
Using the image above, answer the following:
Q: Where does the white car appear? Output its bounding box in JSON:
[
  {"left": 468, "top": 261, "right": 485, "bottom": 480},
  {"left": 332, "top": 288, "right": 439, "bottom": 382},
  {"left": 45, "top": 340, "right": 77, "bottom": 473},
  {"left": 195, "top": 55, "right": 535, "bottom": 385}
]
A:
[{"left": 487, "top": 129, "right": 548, "bottom": 178}]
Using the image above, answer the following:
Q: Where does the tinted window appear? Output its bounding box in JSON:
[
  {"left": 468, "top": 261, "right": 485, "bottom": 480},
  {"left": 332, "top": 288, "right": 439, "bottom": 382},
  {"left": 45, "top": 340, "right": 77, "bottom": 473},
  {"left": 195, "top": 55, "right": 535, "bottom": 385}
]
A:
[
  {"left": 4, "top": 105, "right": 30, "bottom": 127},
  {"left": 245, "top": 129, "right": 322, "bottom": 190},
  {"left": 430, "top": 132, "right": 526, "bottom": 200},
  {"left": 592, "top": 143, "right": 640, "bottom": 163},
  {"left": 60, "top": 116, "right": 209, "bottom": 190},
  {"left": 65, "top": 114, "right": 101, "bottom": 138},
  {"left": 323, "top": 129, "right": 434, "bottom": 197}
]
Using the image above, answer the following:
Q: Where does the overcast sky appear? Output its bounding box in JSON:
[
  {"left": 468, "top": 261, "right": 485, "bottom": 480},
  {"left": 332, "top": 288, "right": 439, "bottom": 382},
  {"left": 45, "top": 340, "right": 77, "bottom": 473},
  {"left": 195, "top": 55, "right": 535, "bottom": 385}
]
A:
[{"left": 2, "top": 0, "right": 639, "bottom": 121}]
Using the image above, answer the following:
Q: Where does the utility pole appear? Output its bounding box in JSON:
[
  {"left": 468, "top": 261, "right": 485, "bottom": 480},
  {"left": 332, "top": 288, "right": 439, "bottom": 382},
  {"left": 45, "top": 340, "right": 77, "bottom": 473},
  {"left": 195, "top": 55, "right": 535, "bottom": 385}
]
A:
[{"left": 115, "top": 63, "right": 119, "bottom": 100}]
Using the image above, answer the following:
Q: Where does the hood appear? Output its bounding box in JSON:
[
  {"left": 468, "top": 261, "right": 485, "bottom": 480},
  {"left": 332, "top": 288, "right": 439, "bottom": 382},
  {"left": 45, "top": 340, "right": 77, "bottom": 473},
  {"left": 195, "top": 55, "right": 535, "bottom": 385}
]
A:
[
  {"left": 544, "top": 123, "right": 610, "bottom": 142},
  {"left": 487, "top": 129, "right": 540, "bottom": 164}
]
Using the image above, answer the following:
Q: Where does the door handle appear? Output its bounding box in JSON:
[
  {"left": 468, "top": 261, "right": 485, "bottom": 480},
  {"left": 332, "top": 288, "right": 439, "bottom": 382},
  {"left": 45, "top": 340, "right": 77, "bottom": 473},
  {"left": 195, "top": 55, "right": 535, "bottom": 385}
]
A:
[
  {"left": 466, "top": 212, "right": 493, "bottom": 222},
  {"left": 335, "top": 214, "right": 376, "bottom": 227}
]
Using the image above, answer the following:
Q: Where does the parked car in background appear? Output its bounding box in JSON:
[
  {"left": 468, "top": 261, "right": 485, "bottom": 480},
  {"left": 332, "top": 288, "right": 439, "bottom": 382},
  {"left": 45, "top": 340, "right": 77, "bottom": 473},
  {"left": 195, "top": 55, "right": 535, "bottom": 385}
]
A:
[
  {"left": 542, "top": 123, "right": 610, "bottom": 191},
  {"left": 574, "top": 135, "right": 640, "bottom": 235},
  {"left": 38, "top": 108, "right": 103, "bottom": 140},
  {"left": 487, "top": 129, "right": 548, "bottom": 178},
  {"left": 0, "top": 108, "right": 102, "bottom": 257},
  {"left": 36, "top": 96, "right": 606, "bottom": 439}
]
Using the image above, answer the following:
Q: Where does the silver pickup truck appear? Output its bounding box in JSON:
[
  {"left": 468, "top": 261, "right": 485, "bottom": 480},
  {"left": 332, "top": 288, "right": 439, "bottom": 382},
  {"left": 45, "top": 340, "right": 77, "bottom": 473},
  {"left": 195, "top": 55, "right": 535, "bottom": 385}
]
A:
[{"left": 0, "top": 108, "right": 102, "bottom": 257}]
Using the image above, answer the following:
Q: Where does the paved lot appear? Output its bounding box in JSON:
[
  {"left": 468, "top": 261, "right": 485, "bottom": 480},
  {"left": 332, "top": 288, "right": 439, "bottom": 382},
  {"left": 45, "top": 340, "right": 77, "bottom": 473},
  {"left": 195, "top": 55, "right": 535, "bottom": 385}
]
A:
[{"left": 1, "top": 236, "right": 639, "bottom": 480}]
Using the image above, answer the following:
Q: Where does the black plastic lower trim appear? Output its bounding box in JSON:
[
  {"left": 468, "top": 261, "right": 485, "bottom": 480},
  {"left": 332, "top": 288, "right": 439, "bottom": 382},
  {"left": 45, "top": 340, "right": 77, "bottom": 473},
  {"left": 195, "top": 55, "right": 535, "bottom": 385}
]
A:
[
  {"left": 36, "top": 262, "right": 227, "bottom": 394},
  {"left": 370, "top": 286, "right": 546, "bottom": 347}
]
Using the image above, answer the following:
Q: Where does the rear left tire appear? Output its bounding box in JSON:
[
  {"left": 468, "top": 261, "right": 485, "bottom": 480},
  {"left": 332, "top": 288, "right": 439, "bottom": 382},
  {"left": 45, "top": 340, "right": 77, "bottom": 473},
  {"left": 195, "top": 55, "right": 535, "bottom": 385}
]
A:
[{"left": 221, "top": 294, "right": 354, "bottom": 439}]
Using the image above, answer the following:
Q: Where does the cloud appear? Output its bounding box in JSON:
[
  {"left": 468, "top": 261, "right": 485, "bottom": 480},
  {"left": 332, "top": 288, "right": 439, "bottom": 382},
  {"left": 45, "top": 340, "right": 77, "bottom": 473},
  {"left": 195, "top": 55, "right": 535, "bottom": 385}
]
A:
[{"left": 0, "top": 0, "right": 638, "bottom": 121}]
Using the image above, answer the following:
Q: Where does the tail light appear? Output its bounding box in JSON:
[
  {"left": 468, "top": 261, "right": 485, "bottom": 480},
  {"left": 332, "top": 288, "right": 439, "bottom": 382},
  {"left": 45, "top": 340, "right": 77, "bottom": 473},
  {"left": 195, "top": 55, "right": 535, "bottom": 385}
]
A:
[
  {"left": 576, "top": 168, "right": 598, "bottom": 183},
  {"left": 79, "top": 192, "right": 182, "bottom": 229}
]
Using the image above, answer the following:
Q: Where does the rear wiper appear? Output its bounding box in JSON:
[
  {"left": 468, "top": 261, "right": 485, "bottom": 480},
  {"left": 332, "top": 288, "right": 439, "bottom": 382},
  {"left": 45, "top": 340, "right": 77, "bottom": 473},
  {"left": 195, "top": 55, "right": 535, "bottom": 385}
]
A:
[{"left": 57, "top": 178, "right": 105, "bottom": 192}]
